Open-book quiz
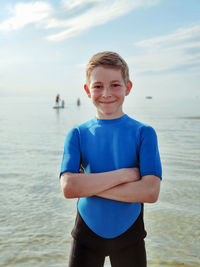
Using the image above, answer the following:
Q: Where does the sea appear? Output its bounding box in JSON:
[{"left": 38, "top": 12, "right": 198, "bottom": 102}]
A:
[{"left": 0, "top": 95, "right": 199, "bottom": 267}]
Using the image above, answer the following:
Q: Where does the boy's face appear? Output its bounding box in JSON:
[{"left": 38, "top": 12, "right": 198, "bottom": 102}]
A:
[{"left": 84, "top": 66, "right": 132, "bottom": 119}]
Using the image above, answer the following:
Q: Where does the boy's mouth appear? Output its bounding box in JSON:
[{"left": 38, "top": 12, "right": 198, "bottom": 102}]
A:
[{"left": 99, "top": 100, "right": 116, "bottom": 104}]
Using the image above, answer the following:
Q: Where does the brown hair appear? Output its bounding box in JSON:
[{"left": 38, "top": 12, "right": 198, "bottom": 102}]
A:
[{"left": 86, "top": 51, "right": 130, "bottom": 86}]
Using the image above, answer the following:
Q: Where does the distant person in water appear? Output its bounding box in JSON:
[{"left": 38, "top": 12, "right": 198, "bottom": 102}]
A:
[
  {"left": 55, "top": 94, "right": 60, "bottom": 106},
  {"left": 77, "top": 98, "right": 80, "bottom": 106},
  {"left": 61, "top": 100, "right": 65, "bottom": 108}
]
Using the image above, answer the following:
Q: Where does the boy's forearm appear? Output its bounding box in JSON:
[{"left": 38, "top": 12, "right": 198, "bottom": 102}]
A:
[
  {"left": 60, "top": 168, "right": 140, "bottom": 199},
  {"left": 96, "top": 175, "right": 161, "bottom": 203}
]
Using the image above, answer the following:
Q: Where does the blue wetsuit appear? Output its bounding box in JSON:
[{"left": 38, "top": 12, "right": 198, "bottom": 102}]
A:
[{"left": 60, "top": 114, "right": 162, "bottom": 239}]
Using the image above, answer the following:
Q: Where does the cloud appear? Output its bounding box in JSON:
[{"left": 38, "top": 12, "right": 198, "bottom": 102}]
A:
[
  {"left": 137, "top": 24, "right": 200, "bottom": 49},
  {"left": 61, "top": 0, "right": 103, "bottom": 10},
  {"left": 47, "top": 0, "right": 160, "bottom": 41},
  {"left": 0, "top": 0, "right": 160, "bottom": 40},
  {"left": 0, "top": 2, "right": 52, "bottom": 31},
  {"left": 128, "top": 24, "right": 200, "bottom": 74}
]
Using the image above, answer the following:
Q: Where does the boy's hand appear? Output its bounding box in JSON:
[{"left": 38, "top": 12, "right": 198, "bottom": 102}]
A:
[
  {"left": 79, "top": 167, "right": 84, "bottom": 173},
  {"left": 120, "top": 168, "right": 140, "bottom": 183}
]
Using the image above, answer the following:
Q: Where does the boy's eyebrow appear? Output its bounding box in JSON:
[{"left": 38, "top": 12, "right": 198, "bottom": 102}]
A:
[
  {"left": 92, "top": 80, "right": 122, "bottom": 84},
  {"left": 92, "top": 81, "right": 102, "bottom": 84},
  {"left": 110, "top": 80, "right": 121, "bottom": 83}
]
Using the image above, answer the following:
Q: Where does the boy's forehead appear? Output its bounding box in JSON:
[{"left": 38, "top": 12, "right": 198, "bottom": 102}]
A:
[{"left": 90, "top": 66, "right": 123, "bottom": 82}]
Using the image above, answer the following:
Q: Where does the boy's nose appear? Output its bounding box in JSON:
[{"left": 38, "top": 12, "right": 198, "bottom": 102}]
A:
[{"left": 102, "top": 87, "right": 112, "bottom": 97}]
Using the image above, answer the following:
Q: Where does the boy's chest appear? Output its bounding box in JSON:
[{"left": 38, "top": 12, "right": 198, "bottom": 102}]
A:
[{"left": 80, "top": 127, "right": 140, "bottom": 172}]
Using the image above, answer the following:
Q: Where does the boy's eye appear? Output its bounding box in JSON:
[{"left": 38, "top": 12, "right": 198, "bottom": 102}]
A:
[
  {"left": 94, "top": 85, "right": 102, "bottom": 89},
  {"left": 112, "top": 83, "right": 120, "bottom": 87}
]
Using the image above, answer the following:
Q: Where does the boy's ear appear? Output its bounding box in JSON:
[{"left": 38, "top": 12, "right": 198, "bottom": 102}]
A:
[
  {"left": 84, "top": 84, "right": 91, "bottom": 98},
  {"left": 125, "top": 81, "right": 132, "bottom": 96}
]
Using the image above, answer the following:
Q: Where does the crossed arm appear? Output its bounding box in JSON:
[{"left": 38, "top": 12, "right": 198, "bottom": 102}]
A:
[{"left": 60, "top": 168, "right": 161, "bottom": 203}]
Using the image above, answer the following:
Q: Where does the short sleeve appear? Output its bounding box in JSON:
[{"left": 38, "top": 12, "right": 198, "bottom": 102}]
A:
[
  {"left": 139, "top": 126, "right": 162, "bottom": 179},
  {"left": 60, "top": 128, "right": 81, "bottom": 177}
]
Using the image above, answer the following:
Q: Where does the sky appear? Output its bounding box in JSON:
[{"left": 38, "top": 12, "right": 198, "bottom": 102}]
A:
[{"left": 0, "top": 0, "right": 200, "bottom": 101}]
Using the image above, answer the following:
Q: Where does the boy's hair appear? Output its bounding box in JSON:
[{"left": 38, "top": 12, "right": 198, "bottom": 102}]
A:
[{"left": 86, "top": 51, "right": 130, "bottom": 86}]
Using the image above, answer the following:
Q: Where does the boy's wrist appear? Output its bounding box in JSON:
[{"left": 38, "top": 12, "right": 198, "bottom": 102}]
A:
[
  {"left": 119, "top": 168, "right": 140, "bottom": 183},
  {"left": 116, "top": 168, "right": 130, "bottom": 183}
]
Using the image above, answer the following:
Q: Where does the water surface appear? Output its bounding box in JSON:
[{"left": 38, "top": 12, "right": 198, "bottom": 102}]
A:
[{"left": 0, "top": 96, "right": 199, "bottom": 266}]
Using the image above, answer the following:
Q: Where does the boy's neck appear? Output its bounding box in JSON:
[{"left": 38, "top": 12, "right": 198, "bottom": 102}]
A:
[{"left": 96, "top": 111, "right": 125, "bottom": 120}]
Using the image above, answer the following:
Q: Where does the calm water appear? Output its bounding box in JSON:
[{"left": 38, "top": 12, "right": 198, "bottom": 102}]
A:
[{"left": 0, "top": 96, "right": 199, "bottom": 267}]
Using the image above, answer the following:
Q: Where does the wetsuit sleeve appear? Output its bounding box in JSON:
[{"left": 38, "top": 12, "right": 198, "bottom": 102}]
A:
[
  {"left": 60, "top": 128, "right": 81, "bottom": 177},
  {"left": 139, "top": 126, "right": 162, "bottom": 179}
]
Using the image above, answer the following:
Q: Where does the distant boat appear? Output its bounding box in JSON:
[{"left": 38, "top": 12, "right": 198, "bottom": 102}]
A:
[
  {"left": 145, "top": 96, "right": 152, "bottom": 99},
  {"left": 53, "top": 106, "right": 64, "bottom": 109}
]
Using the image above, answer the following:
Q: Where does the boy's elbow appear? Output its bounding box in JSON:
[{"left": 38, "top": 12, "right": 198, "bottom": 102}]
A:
[
  {"left": 63, "top": 183, "right": 74, "bottom": 199},
  {"left": 147, "top": 187, "right": 160, "bottom": 203},
  {"left": 142, "top": 175, "right": 160, "bottom": 203},
  {"left": 60, "top": 173, "right": 76, "bottom": 199}
]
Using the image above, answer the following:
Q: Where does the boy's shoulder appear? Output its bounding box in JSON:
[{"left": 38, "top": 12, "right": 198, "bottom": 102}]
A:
[
  {"left": 125, "top": 115, "right": 145, "bottom": 127},
  {"left": 65, "top": 115, "right": 157, "bottom": 141},
  {"left": 124, "top": 115, "right": 154, "bottom": 131},
  {"left": 125, "top": 115, "right": 157, "bottom": 138},
  {"left": 76, "top": 115, "right": 154, "bottom": 131},
  {"left": 76, "top": 117, "right": 97, "bottom": 130}
]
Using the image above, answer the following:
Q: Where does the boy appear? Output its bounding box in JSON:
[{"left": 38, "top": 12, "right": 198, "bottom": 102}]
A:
[{"left": 60, "top": 51, "right": 162, "bottom": 267}]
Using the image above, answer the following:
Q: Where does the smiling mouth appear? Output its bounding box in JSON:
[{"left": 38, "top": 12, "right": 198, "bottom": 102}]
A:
[{"left": 99, "top": 100, "right": 116, "bottom": 104}]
